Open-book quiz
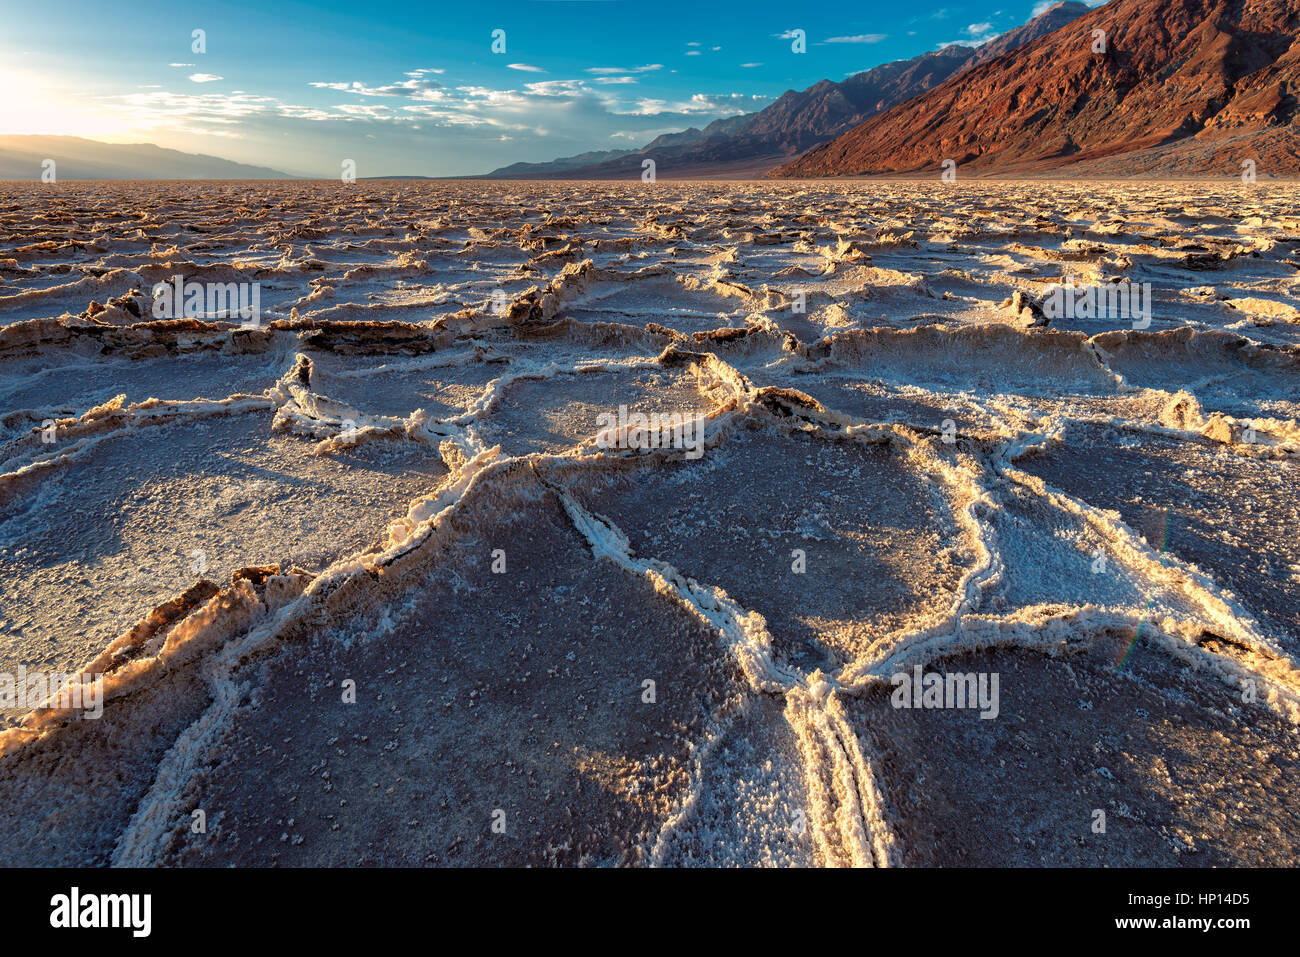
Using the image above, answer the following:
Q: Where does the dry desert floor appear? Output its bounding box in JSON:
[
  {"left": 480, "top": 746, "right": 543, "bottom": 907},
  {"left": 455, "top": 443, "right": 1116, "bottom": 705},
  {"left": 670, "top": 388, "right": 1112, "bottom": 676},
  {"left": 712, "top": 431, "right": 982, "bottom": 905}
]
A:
[{"left": 0, "top": 180, "right": 1297, "bottom": 866}]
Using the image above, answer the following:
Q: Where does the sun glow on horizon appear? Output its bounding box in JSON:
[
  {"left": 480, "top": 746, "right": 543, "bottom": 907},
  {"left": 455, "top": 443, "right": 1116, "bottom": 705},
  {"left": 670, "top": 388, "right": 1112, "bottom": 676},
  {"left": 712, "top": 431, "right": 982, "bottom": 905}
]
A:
[{"left": 2, "top": 65, "right": 138, "bottom": 137}]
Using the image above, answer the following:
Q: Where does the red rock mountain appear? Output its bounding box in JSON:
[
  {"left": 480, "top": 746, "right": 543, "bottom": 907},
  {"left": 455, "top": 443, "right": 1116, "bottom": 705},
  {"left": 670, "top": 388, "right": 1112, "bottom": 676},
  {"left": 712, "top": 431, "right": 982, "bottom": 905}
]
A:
[{"left": 773, "top": 0, "right": 1300, "bottom": 178}]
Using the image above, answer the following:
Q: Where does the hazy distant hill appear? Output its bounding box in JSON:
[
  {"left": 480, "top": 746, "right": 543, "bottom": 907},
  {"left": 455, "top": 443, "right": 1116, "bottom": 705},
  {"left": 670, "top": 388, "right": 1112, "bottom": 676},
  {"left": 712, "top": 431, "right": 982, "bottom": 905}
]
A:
[
  {"left": 0, "top": 135, "right": 290, "bottom": 180},
  {"left": 485, "top": 148, "right": 638, "bottom": 178},
  {"left": 481, "top": 117, "right": 753, "bottom": 177}
]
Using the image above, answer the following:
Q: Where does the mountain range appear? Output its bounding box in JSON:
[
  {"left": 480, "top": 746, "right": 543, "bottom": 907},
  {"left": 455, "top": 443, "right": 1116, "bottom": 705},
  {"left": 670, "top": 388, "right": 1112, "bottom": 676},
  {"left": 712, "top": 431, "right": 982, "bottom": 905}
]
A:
[
  {"left": 482, "top": 1, "right": 1093, "bottom": 179},
  {"left": 0, "top": 136, "right": 290, "bottom": 180}
]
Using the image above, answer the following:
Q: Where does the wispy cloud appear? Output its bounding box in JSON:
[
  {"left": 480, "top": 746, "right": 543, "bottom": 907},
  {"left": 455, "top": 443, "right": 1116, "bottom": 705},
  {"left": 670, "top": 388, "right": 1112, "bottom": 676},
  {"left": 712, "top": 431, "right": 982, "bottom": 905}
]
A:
[
  {"left": 938, "top": 20, "right": 1001, "bottom": 48},
  {"left": 624, "top": 92, "right": 757, "bottom": 116},
  {"left": 506, "top": 63, "right": 546, "bottom": 73},
  {"left": 585, "top": 64, "right": 663, "bottom": 75},
  {"left": 309, "top": 76, "right": 444, "bottom": 97},
  {"left": 523, "top": 79, "right": 585, "bottom": 95},
  {"left": 959, "top": 21, "right": 1002, "bottom": 44},
  {"left": 108, "top": 90, "right": 282, "bottom": 135},
  {"left": 334, "top": 103, "right": 397, "bottom": 119},
  {"left": 188, "top": 73, "right": 223, "bottom": 83},
  {"left": 823, "top": 34, "right": 887, "bottom": 44}
]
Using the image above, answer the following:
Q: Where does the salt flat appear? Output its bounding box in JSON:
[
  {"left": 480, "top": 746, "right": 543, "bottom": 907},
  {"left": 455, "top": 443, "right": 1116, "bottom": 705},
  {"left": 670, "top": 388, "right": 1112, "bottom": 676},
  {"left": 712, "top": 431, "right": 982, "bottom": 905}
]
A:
[{"left": 0, "top": 180, "right": 1296, "bottom": 866}]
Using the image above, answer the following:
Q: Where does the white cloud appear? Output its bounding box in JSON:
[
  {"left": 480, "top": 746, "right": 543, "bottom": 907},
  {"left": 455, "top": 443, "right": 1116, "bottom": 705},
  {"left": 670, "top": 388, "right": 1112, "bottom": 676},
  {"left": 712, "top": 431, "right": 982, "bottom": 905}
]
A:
[
  {"left": 334, "top": 103, "right": 396, "bottom": 118},
  {"left": 277, "top": 104, "right": 336, "bottom": 121},
  {"left": 940, "top": 21, "right": 1002, "bottom": 47},
  {"left": 188, "top": 74, "right": 223, "bottom": 83},
  {"left": 523, "top": 79, "right": 586, "bottom": 96},
  {"left": 824, "top": 34, "right": 888, "bottom": 44},
  {"left": 168, "top": 62, "right": 194, "bottom": 68},
  {"left": 109, "top": 90, "right": 281, "bottom": 130},
  {"left": 506, "top": 63, "right": 545, "bottom": 73},
  {"left": 585, "top": 64, "right": 663, "bottom": 75},
  {"left": 622, "top": 92, "right": 759, "bottom": 117},
  {"left": 309, "top": 76, "right": 443, "bottom": 97},
  {"left": 740, "top": 62, "right": 763, "bottom": 68},
  {"left": 104, "top": 68, "right": 770, "bottom": 175}
]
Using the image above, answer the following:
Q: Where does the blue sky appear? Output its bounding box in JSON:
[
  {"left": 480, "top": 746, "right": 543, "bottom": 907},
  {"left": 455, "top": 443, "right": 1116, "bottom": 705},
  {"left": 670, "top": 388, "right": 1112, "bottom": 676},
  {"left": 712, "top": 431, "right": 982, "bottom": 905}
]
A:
[{"left": 3, "top": 0, "right": 1097, "bottom": 176}]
